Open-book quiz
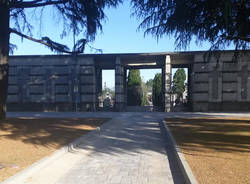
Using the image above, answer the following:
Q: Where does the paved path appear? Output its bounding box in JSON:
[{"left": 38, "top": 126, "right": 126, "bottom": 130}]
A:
[{"left": 55, "top": 114, "right": 182, "bottom": 184}]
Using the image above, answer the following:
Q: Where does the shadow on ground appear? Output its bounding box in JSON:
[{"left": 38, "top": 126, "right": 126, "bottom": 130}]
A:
[
  {"left": 0, "top": 118, "right": 108, "bottom": 148},
  {"left": 165, "top": 118, "right": 250, "bottom": 153}
]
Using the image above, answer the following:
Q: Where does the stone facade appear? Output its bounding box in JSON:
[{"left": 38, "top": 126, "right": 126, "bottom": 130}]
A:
[
  {"left": 192, "top": 52, "right": 250, "bottom": 111},
  {"left": 7, "top": 51, "right": 250, "bottom": 112},
  {"left": 7, "top": 55, "right": 97, "bottom": 111}
]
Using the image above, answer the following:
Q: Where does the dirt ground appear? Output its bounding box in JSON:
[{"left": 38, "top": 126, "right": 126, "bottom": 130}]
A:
[
  {"left": 165, "top": 117, "right": 250, "bottom": 184},
  {"left": 0, "top": 117, "right": 109, "bottom": 182}
]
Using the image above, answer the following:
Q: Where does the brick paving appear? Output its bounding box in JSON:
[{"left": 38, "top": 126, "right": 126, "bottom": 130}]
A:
[{"left": 55, "top": 115, "right": 182, "bottom": 184}]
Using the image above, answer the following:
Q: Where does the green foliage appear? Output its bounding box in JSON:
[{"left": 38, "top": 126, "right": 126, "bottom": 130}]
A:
[
  {"left": 127, "top": 70, "right": 143, "bottom": 106},
  {"left": 141, "top": 81, "right": 148, "bottom": 106},
  {"left": 127, "top": 70, "right": 142, "bottom": 87},
  {"left": 172, "top": 69, "right": 186, "bottom": 98},
  {"left": 141, "top": 92, "right": 147, "bottom": 106},
  {"left": 146, "top": 79, "right": 153, "bottom": 87},
  {"left": 152, "top": 73, "right": 162, "bottom": 106},
  {"left": 131, "top": 0, "right": 249, "bottom": 51}
]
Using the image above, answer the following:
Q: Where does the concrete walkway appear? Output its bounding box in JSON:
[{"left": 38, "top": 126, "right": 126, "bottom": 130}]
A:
[{"left": 3, "top": 112, "right": 250, "bottom": 184}]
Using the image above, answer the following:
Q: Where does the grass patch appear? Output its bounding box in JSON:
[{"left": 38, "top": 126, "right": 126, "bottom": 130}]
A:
[
  {"left": 165, "top": 117, "right": 250, "bottom": 184},
  {"left": 0, "top": 117, "right": 109, "bottom": 182}
]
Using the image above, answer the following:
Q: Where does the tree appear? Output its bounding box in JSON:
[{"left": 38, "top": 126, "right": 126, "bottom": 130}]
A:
[
  {"left": 172, "top": 68, "right": 186, "bottom": 99},
  {"left": 152, "top": 73, "right": 162, "bottom": 106},
  {"left": 127, "top": 69, "right": 143, "bottom": 106},
  {"left": 146, "top": 79, "right": 153, "bottom": 88},
  {"left": 131, "top": 0, "right": 249, "bottom": 51},
  {"left": 0, "top": 0, "right": 121, "bottom": 120},
  {"left": 141, "top": 81, "right": 148, "bottom": 106}
]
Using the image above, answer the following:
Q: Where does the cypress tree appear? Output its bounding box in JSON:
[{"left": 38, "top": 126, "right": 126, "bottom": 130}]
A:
[
  {"left": 127, "top": 70, "right": 143, "bottom": 106},
  {"left": 172, "top": 68, "right": 186, "bottom": 99},
  {"left": 152, "top": 73, "right": 162, "bottom": 106}
]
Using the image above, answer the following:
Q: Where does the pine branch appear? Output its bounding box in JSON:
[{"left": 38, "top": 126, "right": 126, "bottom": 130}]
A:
[
  {"left": 10, "top": 0, "right": 67, "bottom": 8},
  {"left": 10, "top": 28, "right": 81, "bottom": 54}
]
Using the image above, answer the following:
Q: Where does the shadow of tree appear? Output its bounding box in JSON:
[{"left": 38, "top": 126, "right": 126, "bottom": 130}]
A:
[
  {"left": 165, "top": 118, "right": 250, "bottom": 153},
  {"left": 0, "top": 118, "right": 109, "bottom": 148}
]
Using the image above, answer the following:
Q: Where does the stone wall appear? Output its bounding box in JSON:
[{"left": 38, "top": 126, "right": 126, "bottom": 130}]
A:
[
  {"left": 7, "top": 51, "right": 250, "bottom": 112},
  {"left": 192, "top": 52, "right": 250, "bottom": 111},
  {"left": 7, "top": 55, "right": 97, "bottom": 111}
]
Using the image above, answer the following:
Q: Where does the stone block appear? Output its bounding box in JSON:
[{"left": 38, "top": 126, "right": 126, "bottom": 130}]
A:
[
  {"left": 8, "top": 86, "right": 19, "bottom": 94},
  {"left": 55, "top": 86, "right": 69, "bottom": 93},
  {"left": 222, "top": 73, "right": 238, "bottom": 82},
  {"left": 115, "top": 75, "right": 124, "bottom": 84},
  {"left": 81, "top": 85, "right": 95, "bottom": 93},
  {"left": 80, "top": 66, "right": 94, "bottom": 74},
  {"left": 8, "top": 77, "right": 18, "bottom": 84},
  {"left": 193, "top": 73, "right": 209, "bottom": 82},
  {"left": 223, "top": 92, "right": 237, "bottom": 101},
  {"left": 29, "top": 86, "right": 44, "bottom": 94},
  {"left": 80, "top": 76, "right": 95, "bottom": 84},
  {"left": 78, "top": 57, "right": 94, "bottom": 65},
  {"left": 193, "top": 102, "right": 208, "bottom": 111},
  {"left": 81, "top": 95, "right": 95, "bottom": 102},
  {"left": 222, "top": 63, "right": 239, "bottom": 72},
  {"left": 115, "top": 65, "right": 124, "bottom": 74},
  {"left": 30, "top": 95, "right": 46, "bottom": 102},
  {"left": 29, "top": 76, "right": 44, "bottom": 84},
  {"left": 222, "top": 83, "right": 237, "bottom": 92},
  {"left": 193, "top": 63, "right": 213, "bottom": 72},
  {"left": 54, "top": 66, "right": 70, "bottom": 74},
  {"left": 193, "top": 93, "right": 208, "bottom": 102},
  {"left": 7, "top": 95, "right": 18, "bottom": 103},
  {"left": 115, "top": 94, "right": 125, "bottom": 102},
  {"left": 55, "top": 94, "right": 70, "bottom": 102},
  {"left": 30, "top": 67, "right": 45, "bottom": 75},
  {"left": 54, "top": 76, "right": 68, "bottom": 84},
  {"left": 9, "top": 67, "right": 17, "bottom": 75},
  {"left": 115, "top": 85, "right": 124, "bottom": 93},
  {"left": 193, "top": 83, "right": 209, "bottom": 92}
]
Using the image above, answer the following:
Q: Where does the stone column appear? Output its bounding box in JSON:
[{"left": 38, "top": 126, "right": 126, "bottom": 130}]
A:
[
  {"left": 115, "top": 57, "right": 126, "bottom": 111},
  {"left": 187, "top": 66, "right": 193, "bottom": 111},
  {"left": 96, "top": 67, "right": 102, "bottom": 108},
  {"left": 162, "top": 55, "right": 172, "bottom": 112}
]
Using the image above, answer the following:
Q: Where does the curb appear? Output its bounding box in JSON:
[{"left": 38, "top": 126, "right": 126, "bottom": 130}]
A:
[
  {"left": 160, "top": 120, "right": 198, "bottom": 184},
  {"left": 1, "top": 118, "right": 116, "bottom": 184}
]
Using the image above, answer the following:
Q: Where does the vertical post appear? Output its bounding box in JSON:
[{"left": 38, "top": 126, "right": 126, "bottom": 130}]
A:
[
  {"left": 187, "top": 66, "right": 193, "bottom": 111},
  {"left": 124, "top": 68, "right": 127, "bottom": 106},
  {"left": 79, "top": 57, "right": 96, "bottom": 111},
  {"left": 96, "top": 67, "right": 102, "bottom": 108},
  {"left": 163, "top": 55, "right": 172, "bottom": 112},
  {"left": 115, "top": 57, "right": 125, "bottom": 111}
]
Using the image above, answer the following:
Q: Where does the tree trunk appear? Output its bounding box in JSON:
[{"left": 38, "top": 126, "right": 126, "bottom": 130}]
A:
[{"left": 0, "top": 3, "right": 10, "bottom": 120}]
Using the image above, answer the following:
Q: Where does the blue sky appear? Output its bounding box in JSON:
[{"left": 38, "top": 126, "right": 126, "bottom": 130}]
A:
[{"left": 10, "top": 1, "right": 233, "bottom": 89}]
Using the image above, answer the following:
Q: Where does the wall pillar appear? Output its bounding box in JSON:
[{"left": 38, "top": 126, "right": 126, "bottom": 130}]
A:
[
  {"left": 187, "top": 66, "right": 193, "bottom": 111},
  {"left": 163, "top": 55, "right": 172, "bottom": 112},
  {"left": 79, "top": 57, "right": 96, "bottom": 111},
  {"left": 115, "top": 57, "right": 126, "bottom": 111},
  {"left": 95, "top": 67, "right": 102, "bottom": 108}
]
